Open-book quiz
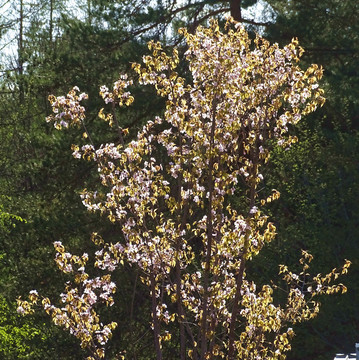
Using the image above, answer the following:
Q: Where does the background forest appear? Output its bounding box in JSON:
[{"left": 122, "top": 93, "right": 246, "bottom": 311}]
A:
[{"left": 0, "top": 0, "right": 358, "bottom": 359}]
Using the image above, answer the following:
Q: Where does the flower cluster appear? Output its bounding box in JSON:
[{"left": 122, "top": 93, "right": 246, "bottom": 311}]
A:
[
  {"left": 99, "top": 74, "right": 134, "bottom": 106},
  {"left": 17, "top": 241, "right": 118, "bottom": 360},
  {"left": 98, "top": 75, "right": 134, "bottom": 129},
  {"left": 46, "top": 87, "right": 88, "bottom": 129}
]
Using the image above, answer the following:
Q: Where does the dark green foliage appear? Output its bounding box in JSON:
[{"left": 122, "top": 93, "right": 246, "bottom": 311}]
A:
[{"left": 261, "top": 1, "right": 359, "bottom": 358}]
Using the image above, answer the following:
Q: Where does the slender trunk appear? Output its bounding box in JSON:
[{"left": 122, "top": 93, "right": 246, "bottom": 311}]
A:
[
  {"left": 227, "top": 153, "right": 258, "bottom": 359},
  {"left": 87, "top": 0, "right": 92, "bottom": 25},
  {"left": 18, "top": 0, "right": 24, "bottom": 105},
  {"left": 88, "top": 338, "right": 102, "bottom": 360},
  {"left": 227, "top": 234, "right": 248, "bottom": 359},
  {"left": 49, "top": 0, "right": 53, "bottom": 43},
  {"left": 111, "top": 102, "right": 125, "bottom": 146},
  {"left": 207, "top": 158, "right": 224, "bottom": 359},
  {"left": 176, "top": 129, "right": 187, "bottom": 360},
  {"left": 175, "top": 114, "right": 203, "bottom": 359},
  {"left": 129, "top": 270, "right": 139, "bottom": 359},
  {"left": 130, "top": 270, "right": 138, "bottom": 325},
  {"left": 200, "top": 97, "right": 218, "bottom": 359},
  {"left": 230, "top": 0, "right": 242, "bottom": 21},
  {"left": 150, "top": 270, "right": 162, "bottom": 360},
  {"left": 176, "top": 261, "right": 186, "bottom": 360}
]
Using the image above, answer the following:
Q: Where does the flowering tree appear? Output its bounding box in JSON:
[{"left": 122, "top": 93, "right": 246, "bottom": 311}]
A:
[{"left": 18, "top": 19, "right": 350, "bottom": 360}]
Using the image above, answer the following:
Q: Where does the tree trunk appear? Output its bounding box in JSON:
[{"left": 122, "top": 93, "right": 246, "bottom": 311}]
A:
[
  {"left": 18, "top": 0, "right": 24, "bottom": 105},
  {"left": 230, "top": 0, "right": 242, "bottom": 21},
  {"left": 150, "top": 271, "right": 162, "bottom": 360},
  {"left": 49, "top": 0, "right": 53, "bottom": 43}
]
